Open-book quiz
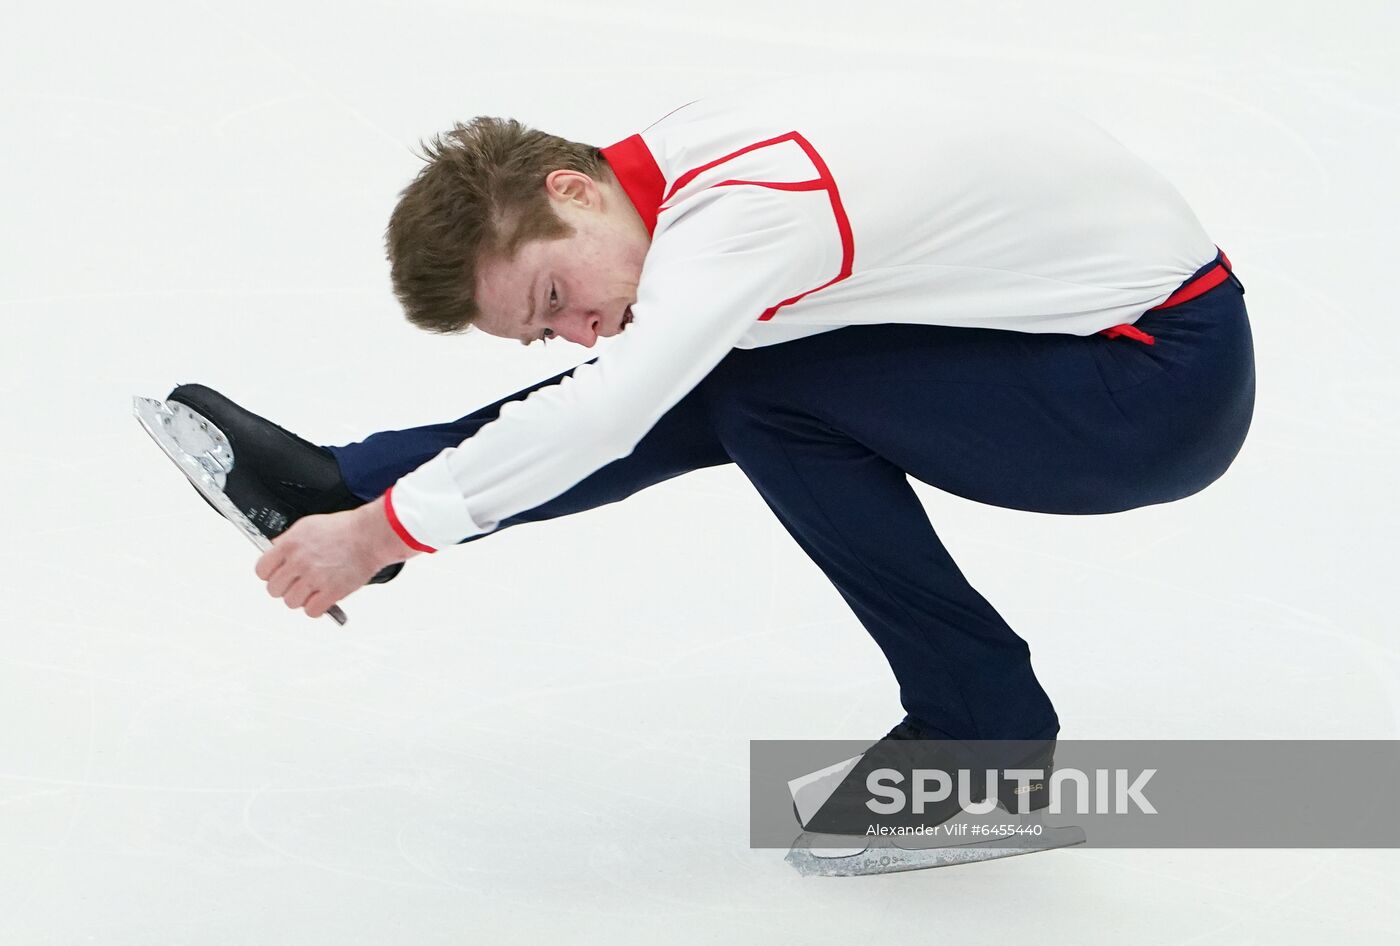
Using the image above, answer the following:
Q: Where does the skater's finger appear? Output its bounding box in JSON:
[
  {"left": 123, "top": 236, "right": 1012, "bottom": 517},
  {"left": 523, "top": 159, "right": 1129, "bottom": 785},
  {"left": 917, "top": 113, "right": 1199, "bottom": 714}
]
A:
[
  {"left": 304, "top": 591, "right": 336, "bottom": 619},
  {"left": 283, "top": 579, "right": 313, "bottom": 610},
  {"left": 267, "top": 566, "right": 302, "bottom": 599},
  {"left": 255, "top": 546, "right": 287, "bottom": 582}
]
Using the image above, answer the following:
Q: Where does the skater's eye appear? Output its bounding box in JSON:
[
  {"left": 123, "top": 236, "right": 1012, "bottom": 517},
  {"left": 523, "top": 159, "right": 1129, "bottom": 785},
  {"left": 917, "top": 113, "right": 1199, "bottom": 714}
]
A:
[{"left": 538, "top": 284, "right": 559, "bottom": 344}]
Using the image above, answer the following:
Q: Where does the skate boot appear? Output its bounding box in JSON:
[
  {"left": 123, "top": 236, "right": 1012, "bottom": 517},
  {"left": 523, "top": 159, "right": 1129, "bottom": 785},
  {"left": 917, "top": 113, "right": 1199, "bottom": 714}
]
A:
[
  {"left": 784, "top": 719, "right": 1084, "bottom": 875},
  {"left": 135, "top": 384, "right": 403, "bottom": 587}
]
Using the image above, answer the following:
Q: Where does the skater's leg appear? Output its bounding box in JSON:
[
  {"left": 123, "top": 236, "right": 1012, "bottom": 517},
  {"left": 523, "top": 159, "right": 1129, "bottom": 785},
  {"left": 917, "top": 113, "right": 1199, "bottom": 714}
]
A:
[
  {"left": 702, "top": 387, "right": 1060, "bottom": 740},
  {"left": 325, "top": 361, "right": 731, "bottom": 543},
  {"left": 700, "top": 277, "right": 1254, "bottom": 739}
]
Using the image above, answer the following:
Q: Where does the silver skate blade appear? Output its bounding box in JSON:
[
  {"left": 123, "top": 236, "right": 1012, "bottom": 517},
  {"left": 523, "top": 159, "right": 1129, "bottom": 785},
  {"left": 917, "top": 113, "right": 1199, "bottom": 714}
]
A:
[
  {"left": 132, "top": 395, "right": 347, "bottom": 626},
  {"left": 784, "top": 818, "right": 1086, "bottom": 876}
]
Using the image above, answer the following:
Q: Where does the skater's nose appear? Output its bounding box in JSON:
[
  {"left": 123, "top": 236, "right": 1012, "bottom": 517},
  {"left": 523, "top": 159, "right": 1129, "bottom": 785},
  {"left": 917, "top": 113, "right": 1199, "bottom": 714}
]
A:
[{"left": 554, "top": 309, "right": 601, "bottom": 348}]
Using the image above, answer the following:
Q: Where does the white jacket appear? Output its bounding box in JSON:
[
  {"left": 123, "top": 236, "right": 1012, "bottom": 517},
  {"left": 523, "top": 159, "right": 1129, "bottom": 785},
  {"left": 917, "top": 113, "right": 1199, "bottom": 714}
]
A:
[{"left": 385, "top": 70, "right": 1219, "bottom": 551}]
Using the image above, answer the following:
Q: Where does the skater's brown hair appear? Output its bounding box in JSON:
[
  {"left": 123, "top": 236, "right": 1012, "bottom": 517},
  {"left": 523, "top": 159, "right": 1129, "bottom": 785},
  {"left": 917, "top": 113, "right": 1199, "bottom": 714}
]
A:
[{"left": 385, "top": 117, "right": 608, "bottom": 334}]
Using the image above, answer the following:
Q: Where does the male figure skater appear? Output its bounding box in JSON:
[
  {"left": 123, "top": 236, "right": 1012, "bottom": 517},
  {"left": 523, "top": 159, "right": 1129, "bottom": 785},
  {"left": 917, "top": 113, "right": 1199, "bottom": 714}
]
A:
[{"left": 163, "top": 70, "right": 1254, "bottom": 765}]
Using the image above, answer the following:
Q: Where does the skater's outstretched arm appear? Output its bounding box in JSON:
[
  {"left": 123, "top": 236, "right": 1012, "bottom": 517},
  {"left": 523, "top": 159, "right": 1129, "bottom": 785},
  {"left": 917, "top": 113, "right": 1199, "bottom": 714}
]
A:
[
  {"left": 257, "top": 185, "right": 827, "bottom": 617},
  {"left": 383, "top": 184, "right": 830, "bottom": 552},
  {"left": 327, "top": 359, "right": 731, "bottom": 546}
]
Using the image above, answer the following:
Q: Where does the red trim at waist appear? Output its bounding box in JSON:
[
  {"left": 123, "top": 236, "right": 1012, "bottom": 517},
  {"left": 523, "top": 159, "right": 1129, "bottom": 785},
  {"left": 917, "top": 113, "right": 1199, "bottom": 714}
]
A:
[{"left": 1098, "top": 248, "right": 1233, "bottom": 346}]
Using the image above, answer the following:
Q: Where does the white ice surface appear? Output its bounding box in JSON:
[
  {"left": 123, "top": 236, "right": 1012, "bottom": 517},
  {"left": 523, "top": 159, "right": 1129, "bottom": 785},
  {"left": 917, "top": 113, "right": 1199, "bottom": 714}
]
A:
[{"left": 3, "top": 1, "right": 1399, "bottom": 942}]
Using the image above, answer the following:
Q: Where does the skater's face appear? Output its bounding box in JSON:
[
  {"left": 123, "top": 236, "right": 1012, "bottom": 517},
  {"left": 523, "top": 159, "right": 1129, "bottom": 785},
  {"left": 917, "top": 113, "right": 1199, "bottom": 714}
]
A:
[{"left": 473, "top": 169, "right": 651, "bottom": 348}]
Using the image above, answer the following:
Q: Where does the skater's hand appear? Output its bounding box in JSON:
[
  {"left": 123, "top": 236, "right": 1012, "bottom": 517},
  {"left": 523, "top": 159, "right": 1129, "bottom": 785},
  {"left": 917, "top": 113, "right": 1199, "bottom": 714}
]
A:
[{"left": 254, "top": 497, "right": 421, "bottom": 619}]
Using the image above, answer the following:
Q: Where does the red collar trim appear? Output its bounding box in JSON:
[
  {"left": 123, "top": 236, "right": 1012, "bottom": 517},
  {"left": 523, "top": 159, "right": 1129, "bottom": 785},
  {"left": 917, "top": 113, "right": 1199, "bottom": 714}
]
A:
[{"left": 601, "top": 134, "right": 664, "bottom": 237}]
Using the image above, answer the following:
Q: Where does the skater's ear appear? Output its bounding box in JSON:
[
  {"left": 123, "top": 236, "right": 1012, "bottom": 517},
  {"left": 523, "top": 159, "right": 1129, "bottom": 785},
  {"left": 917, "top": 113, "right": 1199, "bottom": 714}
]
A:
[{"left": 543, "top": 168, "right": 606, "bottom": 214}]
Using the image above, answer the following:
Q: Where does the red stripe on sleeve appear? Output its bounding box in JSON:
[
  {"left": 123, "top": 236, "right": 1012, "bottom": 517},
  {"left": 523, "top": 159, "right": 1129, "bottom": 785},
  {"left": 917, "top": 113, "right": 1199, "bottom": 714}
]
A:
[{"left": 383, "top": 486, "right": 438, "bottom": 554}]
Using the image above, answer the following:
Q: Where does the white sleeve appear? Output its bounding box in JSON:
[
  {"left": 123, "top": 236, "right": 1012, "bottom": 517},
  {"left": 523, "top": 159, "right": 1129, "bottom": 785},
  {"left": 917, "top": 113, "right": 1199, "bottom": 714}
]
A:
[{"left": 383, "top": 183, "right": 841, "bottom": 551}]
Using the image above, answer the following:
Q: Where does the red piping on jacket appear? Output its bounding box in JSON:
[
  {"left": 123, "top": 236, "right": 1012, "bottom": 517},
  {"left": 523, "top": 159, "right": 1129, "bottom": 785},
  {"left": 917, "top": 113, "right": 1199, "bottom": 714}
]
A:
[
  {"left": 601, "top": 131, "right": 854, "bottom": 323},
  {"left": 604, "top": 129, "right": 1233, "bottom": 349}
]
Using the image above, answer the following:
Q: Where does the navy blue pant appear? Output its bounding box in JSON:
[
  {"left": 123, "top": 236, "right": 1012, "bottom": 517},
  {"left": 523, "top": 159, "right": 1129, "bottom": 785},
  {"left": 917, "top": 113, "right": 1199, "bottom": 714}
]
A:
[{"left": 328, "top": 274, "right": 1254, "bottom": 741}]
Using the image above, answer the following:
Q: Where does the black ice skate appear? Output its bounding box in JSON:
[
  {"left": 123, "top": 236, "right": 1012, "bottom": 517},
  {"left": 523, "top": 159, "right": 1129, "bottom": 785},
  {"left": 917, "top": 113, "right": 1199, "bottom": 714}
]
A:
[
  {"left": 784, "top": 721, "right": 1085, "bottom": 876},
  {"left": 133, "top": 384, "right": 403, "bottom": 625}
]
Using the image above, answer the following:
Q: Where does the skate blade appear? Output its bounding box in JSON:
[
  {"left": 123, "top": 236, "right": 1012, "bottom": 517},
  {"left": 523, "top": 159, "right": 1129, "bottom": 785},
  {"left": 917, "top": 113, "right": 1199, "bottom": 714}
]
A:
[
  {"left": 784, "top": 823, "right": 1086, "bottom": 877},
  {"left": 132, "top": 396, "right": 347, "bottom": 626}
]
